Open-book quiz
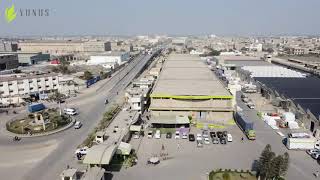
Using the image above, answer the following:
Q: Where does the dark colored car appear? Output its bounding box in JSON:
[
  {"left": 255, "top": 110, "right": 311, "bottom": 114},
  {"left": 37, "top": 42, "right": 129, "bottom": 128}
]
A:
[
  {"left": 166, "top": 132, "right": 172, "bottom": 139},
  {"left": 189, "top": 134, "right": 195, "bottom": 141},
  {"left": 210, "top": 132, "right": 216, "bottom": 138},
  {"left": 220, "top": 137, "right": 227, "bottom": 144},
  {"left": 217, "top": 131, "right": 223, "bottom": 138},
  {"left": 223, "top": 131, "right": 228, "bottom": 137}
]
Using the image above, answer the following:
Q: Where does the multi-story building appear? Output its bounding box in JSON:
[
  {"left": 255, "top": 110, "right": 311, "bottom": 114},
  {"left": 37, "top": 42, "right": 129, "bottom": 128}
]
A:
[
  {"left": 0, "top": 73, "right": 76, "bottom": 105},
  {"left": 19, "top": 40, "right": 110, "bottom": 55},
  {"left": 0, "top": 54, "right": 19, "bottom": 71}
]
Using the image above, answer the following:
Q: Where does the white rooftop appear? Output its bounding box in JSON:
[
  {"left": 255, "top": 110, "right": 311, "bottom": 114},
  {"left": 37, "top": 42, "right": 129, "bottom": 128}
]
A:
[{"left": 241, "top": 66, "right": 306, "bottom": 78}]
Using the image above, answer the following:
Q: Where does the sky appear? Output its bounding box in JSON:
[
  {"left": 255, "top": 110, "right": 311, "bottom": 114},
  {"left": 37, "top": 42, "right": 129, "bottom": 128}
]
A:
[{"left": 0, "top": 0, "right": 320, "bottom": 36}]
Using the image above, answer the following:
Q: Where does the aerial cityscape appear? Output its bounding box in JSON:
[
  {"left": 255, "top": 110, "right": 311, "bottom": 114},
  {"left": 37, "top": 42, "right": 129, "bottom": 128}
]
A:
[{"left": 1, "top": 1, "right": 320, "bottom": 180}]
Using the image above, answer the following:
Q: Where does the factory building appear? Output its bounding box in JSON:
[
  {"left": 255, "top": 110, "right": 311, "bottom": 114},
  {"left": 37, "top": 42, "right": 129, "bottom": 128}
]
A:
[
  {"left": 0, "top": 52, "right": 50, "bottom": 65},
  {"left": 0, "top": 54, "right": 19, "bottom": 71},
  {"left": 19, "top": 40, "right": 110, "bottom": 55},
  {"left": 149, "top": 54, "right": 234, "bottom": 127}
]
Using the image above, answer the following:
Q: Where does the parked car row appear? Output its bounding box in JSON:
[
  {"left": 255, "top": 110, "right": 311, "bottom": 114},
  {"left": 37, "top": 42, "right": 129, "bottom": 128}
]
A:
[
  {"left": 146, "top": 130, "right": 233, "bottom": 146},
  {"left": 241, "top": 94, "right": 255, "bottom": 109}
]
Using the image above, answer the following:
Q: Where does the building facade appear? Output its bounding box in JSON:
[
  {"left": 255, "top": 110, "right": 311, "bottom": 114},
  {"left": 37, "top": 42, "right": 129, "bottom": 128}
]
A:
[
  {"left": 19, "top": 40, "right": 110, "bottom": 55},
  {"left": 0, "top": 54, "right": 19, "bottom": 71}
]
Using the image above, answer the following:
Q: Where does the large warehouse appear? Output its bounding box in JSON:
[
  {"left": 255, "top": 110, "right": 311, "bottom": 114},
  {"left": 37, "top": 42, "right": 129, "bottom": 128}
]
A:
[{"left": 149, "top": 54, "right": 234, "bottom": 127}]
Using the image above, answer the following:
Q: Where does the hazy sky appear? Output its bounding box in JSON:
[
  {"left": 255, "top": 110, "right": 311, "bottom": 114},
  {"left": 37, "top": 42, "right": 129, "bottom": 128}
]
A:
[{"left": 0, "top": 0, "right": 320, "bottom": 36}]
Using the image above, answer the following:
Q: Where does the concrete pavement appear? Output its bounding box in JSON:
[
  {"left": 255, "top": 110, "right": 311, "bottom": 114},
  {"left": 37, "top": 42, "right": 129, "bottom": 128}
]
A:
[{"left": 0, "top": 52, "right": 159, "bottom": 180}]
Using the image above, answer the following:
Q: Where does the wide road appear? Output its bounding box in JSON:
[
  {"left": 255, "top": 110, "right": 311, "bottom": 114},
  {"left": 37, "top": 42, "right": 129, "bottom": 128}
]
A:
[{"left": 0, "top": 51, "right": 159, "bottom": 180}]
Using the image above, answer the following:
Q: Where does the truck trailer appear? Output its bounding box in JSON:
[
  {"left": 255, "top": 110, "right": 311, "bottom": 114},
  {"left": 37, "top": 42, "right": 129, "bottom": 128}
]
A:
[
  {"left": 235, "top": 112, "right": 256, "bottom": 140},
  {"left": 286, "top": 137, "right": 320, "bottom": 150}
]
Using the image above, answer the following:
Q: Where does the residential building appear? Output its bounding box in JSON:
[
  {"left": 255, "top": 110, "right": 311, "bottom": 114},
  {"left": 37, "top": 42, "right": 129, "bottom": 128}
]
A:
[{"left": 0, "top": 73, "right": 76, "bottom": 105}]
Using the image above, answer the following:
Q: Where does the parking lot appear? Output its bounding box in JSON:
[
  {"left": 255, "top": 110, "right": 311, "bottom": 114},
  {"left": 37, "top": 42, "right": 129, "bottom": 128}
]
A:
[{"left": 111, "top": 93, "right": 320, "bottom": 180}]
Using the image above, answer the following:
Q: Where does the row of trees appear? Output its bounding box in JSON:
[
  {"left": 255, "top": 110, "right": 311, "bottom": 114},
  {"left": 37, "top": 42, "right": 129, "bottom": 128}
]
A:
[{"left": 257, "top": 144, "right": 289, "bottom": 180}]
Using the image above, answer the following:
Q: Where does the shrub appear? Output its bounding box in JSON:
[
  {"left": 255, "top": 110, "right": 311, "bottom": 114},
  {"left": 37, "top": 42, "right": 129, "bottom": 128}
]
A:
[{"left": 222, "top": 172, "right": 231, "bottom": 180}]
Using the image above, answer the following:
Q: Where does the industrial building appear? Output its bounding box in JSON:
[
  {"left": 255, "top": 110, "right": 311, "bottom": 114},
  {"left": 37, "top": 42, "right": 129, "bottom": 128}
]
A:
[
  {"left": 87, "top": 52, "right": 130, "bottom": 69},
  {"left": 0, "top": 52, "right": 50, "bottom": 65},
  {"left": 19, "top": 40, "right": 110, "bottom": 55},
  {"left": 149, "top": 54, "right": 234, "bottom": 126},
  {"left": 0, "top": 54, "right": 19, "bottom": 71}
]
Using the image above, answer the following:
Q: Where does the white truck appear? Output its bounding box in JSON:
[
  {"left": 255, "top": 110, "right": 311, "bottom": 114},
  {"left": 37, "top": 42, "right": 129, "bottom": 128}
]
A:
[{"left": 286, "top": 137, "right": 320, "bottom": 150}]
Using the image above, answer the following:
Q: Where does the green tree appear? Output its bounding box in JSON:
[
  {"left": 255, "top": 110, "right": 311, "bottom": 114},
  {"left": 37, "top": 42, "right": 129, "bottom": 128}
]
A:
[
  {"left": 222, "top": 172, "right": 231, "bottom": 180},
  {"left": 270, "top": 155, "right": 283, "bottom": 178},
  {"left": 279, "top": 152, "right": 289, "bottom": 176},
  {"left": 49, "top": 91, "right": 66, "bottom": 115},
  {"left": 83, "top": 71, "right": 93, "bottom": 80},
  {"left": 258, "top": 144, "right": 275, "bottom": 179}
]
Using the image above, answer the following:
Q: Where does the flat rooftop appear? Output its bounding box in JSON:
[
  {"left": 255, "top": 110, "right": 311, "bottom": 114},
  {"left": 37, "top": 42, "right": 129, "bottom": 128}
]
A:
[{"left": 152, "top": 54, "right": 231, "bottom": 97}]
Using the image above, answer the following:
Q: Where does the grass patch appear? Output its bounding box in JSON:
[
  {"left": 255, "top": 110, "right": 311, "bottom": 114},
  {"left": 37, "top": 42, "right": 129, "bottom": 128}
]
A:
[
  {"left": 196, "top": 123, "right": 226, "bottom": 129},
  {"left": 79, "top": 104, "right": 120, "bottom": 148},
  {"left": 6, "top": 108, "right": 71, "bottom": 134}
]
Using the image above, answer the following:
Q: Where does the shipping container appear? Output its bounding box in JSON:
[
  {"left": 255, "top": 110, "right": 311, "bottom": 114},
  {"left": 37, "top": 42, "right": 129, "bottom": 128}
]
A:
[
  {"left": 28, "top": 103, "right": 45, "bottom": 113},
  {"left": 235, "top": 112, "right": 256, "bottom": 140}
]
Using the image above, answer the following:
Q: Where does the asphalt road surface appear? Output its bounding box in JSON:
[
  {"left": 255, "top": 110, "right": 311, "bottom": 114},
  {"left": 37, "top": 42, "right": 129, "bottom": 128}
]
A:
[{"left": 0, "top": 52, "right": 158, "bottom": 180}]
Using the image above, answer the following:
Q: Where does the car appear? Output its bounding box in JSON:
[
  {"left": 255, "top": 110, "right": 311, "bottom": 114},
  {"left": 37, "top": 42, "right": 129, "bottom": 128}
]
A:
[
  {"left": 196, "top": 140, "right": 203, "bottom": 147},
  {"left": 210, "top": 131, "right": 216, "bottom": 138},
  {"left": 220, "top": 137, "right": 227, "bottom": 144},
  {"left": 204, "top": 137, "right": 210, "bottom": 144},
  {"left": 133, "top": 132, "right": 140, "bottom": 139},
  {"left": 227, "top": 133, "right": 233, "bottom": 142},
  {"left": 311, "top": 152, "right": 320, "bottom": 159},
  {"left": 222, "top": 131, "right": 228, "bottom": 137},
  {"left": 155, "top": 130, "right": 161, "bottom": 139},
  {"left": 74, "top": 121, "right": 82, "bottom": 129},
  {"left": 182, "top": 132, "right": 188, "bottom": 139},
  {"left": 104, "top": 99, "right": 109, "bottom": 104},
  {"left": 212, "top": 137, "right": 219, "bottom": 144},
  {"left": 188, "top": 134, "right": 195, "bottom": 141},
  {"left": 75, "top": 146, "right": 88, "bottom": 155},
  {"left": 202, "top": 130, "right": 209, "bottom": 138},
  {"left": 64, "top": 108, "right": 77, "bottom": 116},
  {"left": 113, "top": 126, "right": 119, "bottom": 133},
  {"left": 247, "top": 102, "right": 255, "bottom": 109},
  {"left": 307, "top": 149, "right": 320, "bottom": 155},
  {"left": 217, "top": 131, "right": 223, "bottom": 138},
  {"left": 175, "top": 131, "right": 180, "bottom": 139},
  {"left": 196, "top": 133, "right": 203, "bottom": 141},
  {"left": 147, "top": 131, "right": 153, "bottom": 138},
  {"left": 166, "top": 132, "right": 172, "bottom": 139}
]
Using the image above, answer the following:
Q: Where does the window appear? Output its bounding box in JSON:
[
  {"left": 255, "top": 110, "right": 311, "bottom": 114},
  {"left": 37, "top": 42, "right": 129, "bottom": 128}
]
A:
[
  {"left": 18, "top": 81, "right": 23, "bottom": 84},
  {"left": 8, "top": 82, "right": 12, "bottom": 86},
  {"left": 18, "top": 88, "right": 24, "bottom": 91},
  {"left": 29, "top": 80, "right": 33, "bottom": 83},
  {"left": 37, "top": 80, "right": 41, "bottom": 82},
  {"left": 45, "top": 78, "right": 49, "bottom": 81},
  {"left": 0, "top": 83, "right": 3, "bottom": 87},
  {"left": 9, "top": 90, "right": 13, "bottom": 93},
  {"left": 30, "top": 87, "right": 34, "bottom": 90}
]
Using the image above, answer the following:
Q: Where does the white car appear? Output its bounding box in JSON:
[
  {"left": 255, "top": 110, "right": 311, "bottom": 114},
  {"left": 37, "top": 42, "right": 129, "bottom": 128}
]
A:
[
  {"left": 175, "top": 131, "right": 180, "bottom": 139},
  {"left": 307, "top": 149, "right": 320, "bottom": 155},
  {"left": 182, "top": 132, "right": 188, "bottom": 139},
  {"left": 204, "top": 137, "right": 210, "bottom": 144},
  {"left": 75, "top": 146, "right": 88, "bottom": 155},
  {"left": 74, "top": 121, "right": 82, "bottom": 129},
  {"left": 64, "top": 108, "right": 77, "bottom": 116},
  {"left": 196, "top": 133, "right": 202, "bottom": 141},
  {"left": 147, "top": 131, "right": 153, "bottom": 138},
  {"left": 155, "top": 130, "right": 161, "bottom": 139},
  {"left": 227, "top": 133, "right": 233, "bottom": 142},
  {"left": 133, "top": 132, "right": 140, "bottom": 139}
]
